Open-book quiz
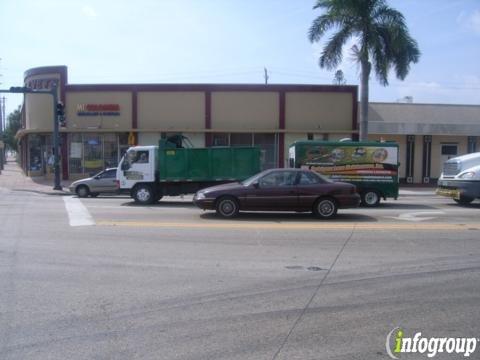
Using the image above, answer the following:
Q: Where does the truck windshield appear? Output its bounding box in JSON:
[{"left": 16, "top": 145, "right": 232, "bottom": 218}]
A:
[{"left": 121, "top": 149, "right": 138, "bottom": 171}]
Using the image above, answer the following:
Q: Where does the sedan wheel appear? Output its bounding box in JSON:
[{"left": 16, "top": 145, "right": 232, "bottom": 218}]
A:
[
  {"left": 76, "top": 185, "right": 90, "bottom": 198},
  {"left": 216, "top": 196, "right": 239, "bottom": 218},
  {"left": 313, "top": 197, "right": 338, "bottom": 219}
]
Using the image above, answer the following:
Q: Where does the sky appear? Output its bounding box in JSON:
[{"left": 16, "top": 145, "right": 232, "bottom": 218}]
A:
[{"left": 1, "top": 0, "right": 479, "bottom": 120}]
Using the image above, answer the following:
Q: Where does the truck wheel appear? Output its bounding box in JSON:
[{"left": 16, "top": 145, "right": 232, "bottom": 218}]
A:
[
  {"left": 454, "top": 196, "right": 474, "bottom": 205},
  {"left": 216, "top": 196, "right": 239, "bottom": 218},
  {"left": 76, "top": 185, "right": 90, "bottom": 198},
  {"left": 361, "top": 190, "right": 381, "bottom": 207},
  {"left": 133, "top": 184, "right": 154, "bottom": 205},
  {"left": 313, "top": 197, "right": 338, "bottom": 219}
]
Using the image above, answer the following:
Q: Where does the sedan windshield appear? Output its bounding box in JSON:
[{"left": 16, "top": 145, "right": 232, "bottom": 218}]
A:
[{"left": 241, "top": 172, "right": 266, "bottom": 186}]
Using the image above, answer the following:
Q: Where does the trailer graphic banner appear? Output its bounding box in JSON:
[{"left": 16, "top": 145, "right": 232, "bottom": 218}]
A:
[{"left": 301, "top": 145, "right": 398, "bottom": 183}]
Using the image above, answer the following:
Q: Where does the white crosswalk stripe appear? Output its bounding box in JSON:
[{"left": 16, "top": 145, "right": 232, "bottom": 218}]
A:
[{"left": 63, "top": 196, "right": 95, "bottom": 226}]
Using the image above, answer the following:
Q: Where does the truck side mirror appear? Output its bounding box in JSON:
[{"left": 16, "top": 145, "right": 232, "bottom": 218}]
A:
[{"left": 121, "top": 162, "right": 130, "bottom": 171}]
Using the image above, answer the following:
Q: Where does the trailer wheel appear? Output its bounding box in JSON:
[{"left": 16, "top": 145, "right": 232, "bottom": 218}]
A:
[
  {"left": 133, "top": 184, "right": 155, "bottom": 205},
  {"left": 313, "top": 197, "right": 338, "bottom": 219},
  {"left": 361, "top": 190, "right": 381, "bottom": 207},
  {"left": 216, "top": 196, "right": 239, "bottom": 218}
]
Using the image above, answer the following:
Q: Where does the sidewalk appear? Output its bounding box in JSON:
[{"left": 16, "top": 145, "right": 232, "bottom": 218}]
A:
[{"left": 0, "top": 158, "right": 72, "bottom": 195}]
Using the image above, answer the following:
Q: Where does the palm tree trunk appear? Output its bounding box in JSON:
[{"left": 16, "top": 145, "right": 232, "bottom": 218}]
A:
[{"left": 359, "top": 60, "right": 371, "bottom": 141}]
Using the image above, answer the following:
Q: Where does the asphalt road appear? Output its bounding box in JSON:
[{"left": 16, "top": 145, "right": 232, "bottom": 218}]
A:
[{"left": 1, "top": 189, "right": 479, "bottom": 360}]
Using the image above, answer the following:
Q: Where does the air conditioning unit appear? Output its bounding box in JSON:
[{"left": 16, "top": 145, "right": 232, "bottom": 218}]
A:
[
  {"left": 423, "top": 177, "right": 430, "bottom": 184},
  {"left": 406, "top": 177, "right": 414, "bottom": 183}
]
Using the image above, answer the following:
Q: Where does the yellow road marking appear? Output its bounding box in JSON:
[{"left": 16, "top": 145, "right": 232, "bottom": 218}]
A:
[{"left": 96, "top": 220, "right": 480, "bottom": 231}]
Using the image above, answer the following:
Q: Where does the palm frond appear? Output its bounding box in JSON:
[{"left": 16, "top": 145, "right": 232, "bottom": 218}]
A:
[
  {"left": 319, "top": 25, "right": 353, "bottom": 70},
  {"left": 308, "top": 14, "right": 337, "bottom": 42}
]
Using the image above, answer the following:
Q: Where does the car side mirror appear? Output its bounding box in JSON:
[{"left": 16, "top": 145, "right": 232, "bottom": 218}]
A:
[
  {"left": 252, "top": 181, "right": 259, "bottom": 189},
  {"left": 94, "top": 175, "right": 101, "bottom": 180}
]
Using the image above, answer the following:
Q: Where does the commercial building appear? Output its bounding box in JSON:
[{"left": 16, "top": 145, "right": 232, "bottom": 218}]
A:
[
  {"left": 16, "top": 66, "right": 480, "bottom": 184},
  {"left": 17, "top": 66, "right": 357, "bottom": 180},
  {"left": 368, "top": 102, "right": 479, "bottom": 184}
]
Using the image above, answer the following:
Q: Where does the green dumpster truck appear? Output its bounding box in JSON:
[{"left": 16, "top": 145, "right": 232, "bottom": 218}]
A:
[
  {"left": 117, "top": 137, "right": 261, "bottom": 204},
  {"left": 289, "top": 140, "right": 399, "bottom": 206}
]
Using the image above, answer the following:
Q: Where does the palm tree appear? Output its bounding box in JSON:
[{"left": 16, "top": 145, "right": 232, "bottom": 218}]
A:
[{"left": 308, "top": 0, "right": 420, "bottom": 141}]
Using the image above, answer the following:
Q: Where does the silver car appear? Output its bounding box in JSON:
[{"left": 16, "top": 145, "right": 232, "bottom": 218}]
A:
[{"left": 69, "top": 168, "right": 118, "bottom": 198}]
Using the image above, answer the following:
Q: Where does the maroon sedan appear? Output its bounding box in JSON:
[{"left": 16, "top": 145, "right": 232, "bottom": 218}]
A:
[{"left": 193, "top": 168, "right": 360, "bottom": 219}]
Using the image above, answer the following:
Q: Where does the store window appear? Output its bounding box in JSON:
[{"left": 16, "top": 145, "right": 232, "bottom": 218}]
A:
[
  {"left": 68, "top": 133, "right": 125, "bottom": 176},
  {"left": 69, "top": 134, "right": 83, "bottom": 175},
  {"left": 28, "top": 135, "right": 43, "bottom": 172},
  {"left": 212, "top": 133, "right": 229, "bottom": 146},
  {"left": 84, "top": 135, "right": 103, "bottom": 175},
  {"left": 118, "top": 133, "right": 130, "bottom": 159},
  {"left": 104, "top": 134, "right": 118, "bottom": 168},
  {"left": 441, "top": 144, "right": 458, "bottom": 156},
  {"left": 210, "top": 132, "right": 277, "bottom": 170},
  {"left": 254, "top": 133, "right": 277, "bottom": 170},
  {"left": 230, "top": 133, "right": 253, "bottom": 146}
]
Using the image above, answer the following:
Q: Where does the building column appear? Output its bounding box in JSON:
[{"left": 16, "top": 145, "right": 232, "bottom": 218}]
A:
[
  {"left": 405, "top": 135, "right": 415, "bottom": 183},
  {"left": 422, "top": 135, "right": 432, "bottom": 183},
  {"left": 205, "top": 91, "right": 212, "bottom": 147},
  {"left": 278, "top": 91, "right": 285, "bottom": 167}
]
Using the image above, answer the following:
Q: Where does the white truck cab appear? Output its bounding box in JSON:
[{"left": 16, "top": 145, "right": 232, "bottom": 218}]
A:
[
  {"left": 117, "top": 146, "right": 158, "bottom": 201},
  {"left": 436, "top": 152, "right": 480, "bottom": 204}
]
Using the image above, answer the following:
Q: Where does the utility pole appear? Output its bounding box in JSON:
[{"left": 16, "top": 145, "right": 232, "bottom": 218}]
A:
[{"left": 264, "top": 67, "right": 269, "bottom": 85}]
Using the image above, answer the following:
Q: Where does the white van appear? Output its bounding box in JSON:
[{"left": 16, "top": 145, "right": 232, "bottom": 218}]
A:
[{"left": 436, "top": 152, "right": 480, "bottom": 204}]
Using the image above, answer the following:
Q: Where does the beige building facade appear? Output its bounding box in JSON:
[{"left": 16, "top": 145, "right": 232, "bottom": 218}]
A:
[{"left": 18, "top": 66, "right": 358, "bottom": 180}]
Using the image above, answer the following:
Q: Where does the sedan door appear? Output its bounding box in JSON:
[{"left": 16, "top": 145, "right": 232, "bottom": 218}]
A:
[
  {"left": 296, "top": 171, "right": 329, "bottom": 210},
  {"left": 246, "top": 170, "right": 299, "bottom": 210},
  {"left": 92, "top": 169, "right": 117, "bottom": 193}
]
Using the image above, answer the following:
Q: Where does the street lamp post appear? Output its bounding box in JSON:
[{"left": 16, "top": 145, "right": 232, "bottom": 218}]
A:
[
  {"left": 50, "top": 83, "right": 62, "bottom": 190},
  {"left": 2, "top": 85, "right": 63, "bottom": 190}
]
